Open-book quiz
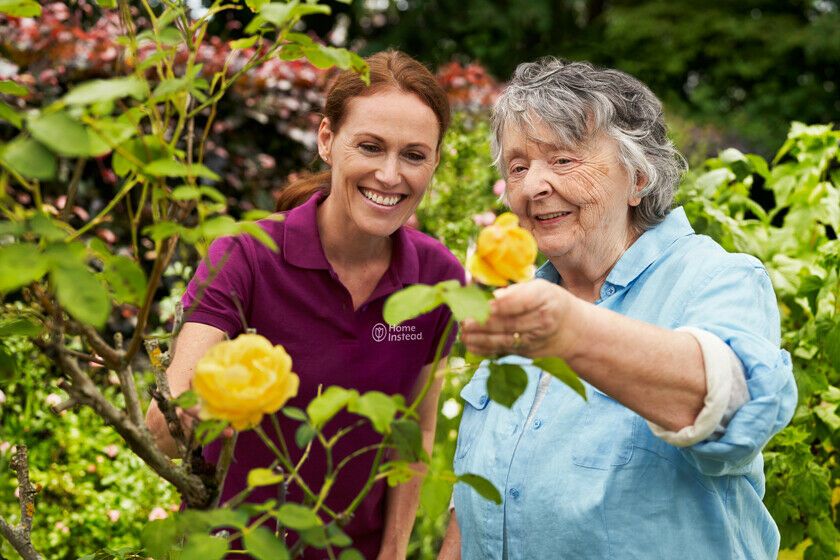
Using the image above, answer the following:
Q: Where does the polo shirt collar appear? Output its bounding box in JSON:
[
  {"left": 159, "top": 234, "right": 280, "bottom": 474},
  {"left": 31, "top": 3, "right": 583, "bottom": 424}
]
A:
[
  {"left": 283, "top": 191, "right": 421, "bottom": 287},
  {"left": 535, "top": 206, "right": 695, "bottom": 288}
]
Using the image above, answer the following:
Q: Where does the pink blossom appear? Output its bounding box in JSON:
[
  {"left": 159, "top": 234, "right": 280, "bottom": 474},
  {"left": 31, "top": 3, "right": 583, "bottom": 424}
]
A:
[
  {"left": 45, "top": 393, "right": 63, "bottom": 408},
  {"left": 493, "top": 179, "right": 506, "bottom": 197},
  {"left": 0, "top": 442, "right": 10, "bottom": 455},
  {"left": 103, "top": 444, "right": 119, "bottom": 459},
  {"left": 148, "top": 507, "right": 169, "bottom": 521},
  {"left": 472, "top": 211, "right": 497, "bottom": 227},
  {"left": 107, "top": 509, "right": 120, "bottom": 523},
  {"left": 0, "top": 388, "right": 5, "bottom": 405},
  {"left": 55, "top": 521, "right": 70, "bottom": 534}
]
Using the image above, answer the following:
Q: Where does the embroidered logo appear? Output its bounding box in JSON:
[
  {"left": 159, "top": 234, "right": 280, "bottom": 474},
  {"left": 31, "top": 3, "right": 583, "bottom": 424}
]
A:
[
  {"left": 372, "top": 323, "right": 388, "bottom": 342},
  {"left": 371, "top": 322, "right": 424, "bottom": 342}
]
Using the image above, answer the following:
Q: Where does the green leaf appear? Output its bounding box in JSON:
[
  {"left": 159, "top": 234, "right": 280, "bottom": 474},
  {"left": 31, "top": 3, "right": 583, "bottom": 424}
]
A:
[
  {"left": 339, "top": 550, "right": 365, "bottom": 560},
  {"left": 486, "top": 362, "right": 528, "bottom": 408},
  {"left": 170, "top": 185, "right": 202, "bottom": 200},
  {"left": 150, "top": 76, "right": 190, "bottom": 100},
  {"left": 244, "top": 0, "right": 269, "bottom": 11},
  {"left": 297, "top": 526, "right": 328, "bottom": 548},
  {"left": 0, "top": 244, "right": 49, "bottom": 293},
  {"left": 0, "top": 344, "right": 17, "bottom": 382},
  {"left": 202, "top": 508, "right": 248, "bottom": 529},
  {"left": 180, "top": 534, "right": 227, "bottom": 560},
  {"left": 194, "top": 419, "right": 229, "bottom": 445},
  {"left": 28, "top": 111, "right": 110, "bottom": 157},
  {"left": 63, "top": 77, "right": 148, "bottom": 106},
  {"left": 247, "top": 467, "right": 284, "bottom": 488},
  {"left": 1, "top": 137, "right": 57, "bottom": 180},
  {"left": 302, "top": 44, "right": 350, "bottom": 70},
  {"left": 101, "top": 255, "right": 147, "bottom": 305},
  {"left": 0, "top": 100, "right": 21, "bottom": 128},
  {"left": 94, "top": 0, "right": 117, "bottom": 7},
  {"left": 140, "top": 518, "right": 178, "bottom": 559},
  {"left": 143, "top": 221, "right": 182, "bottom": 243},
  {"left": 112, "top": 136, "right": 169, "bottom": 177},
  {"left": 441, "top": 284, "right": 491, "bottom": 323},
  {"left": 306, "top": 386, "right": 357, "bottom": 429},
  {"left": 0, "top": 317, "right": 42, "bottom": 337},
  {"left": 281, "top": 406, "right": 307, "bottom": 421},
  {"left": 390, "top": 418, "right": 426, "bottom": 462},
  {"left": 143, "top": 159, "right": 220, "bottom": 181},
  {"left": 383, "top": 284, "right": 442, "bottom": 326},
  {"left": 52, "top": 262, "right": 111, "bottom": 328},
  {"left": 0, "top": 80, "right": 27, "bottom": 96},
  {"left": 0, "top": 0, "right": 41, "bottom": 16},
  {"left": 347, "top": 391, "right": 398, "bottom": 434},
  {"left": 824, "top": 322, "right": 840, "bottom": 373},
  {"left": 171, "top": 390, "right": 198, "bottom": 409},
  {"left": 237, "top": 221, "right": 278, "bottom": 253},
  {"left": 258, "top": 2, "right": 296, "bottom": 27},
  {"left": 295, "top": 423, "right": 317, "bottom": 448},
  {"left": 231, "top": 36, "right": 259, "bottom": 50},
  {"left": 200, "top": 186, "right": 227, "bottom": 203},
  {"left": 29, "top": 213, "right": 66, "bottom": 241},
  {"left": 276, "top": 503, "right": 321, "bottom": 531},
  {"left": 244, "top": 526, "right": 289, "bottom": 560},
  {"left": 457, "top": 473, "right": 501, "bottom": 504},
  {"left": 532, "top": 357, "right": 587, "bottom": 400},
  {"left": 325, "top": 523, "right": 352, "bottom": 547},
  {"left": 90, "top": 118, "right": 137, "bottom": 148}
]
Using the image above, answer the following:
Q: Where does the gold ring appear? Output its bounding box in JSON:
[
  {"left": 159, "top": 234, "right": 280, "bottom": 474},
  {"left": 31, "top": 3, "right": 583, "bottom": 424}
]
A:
[{"left": 512, "top": 331, "right": 522, "bottom": 350}]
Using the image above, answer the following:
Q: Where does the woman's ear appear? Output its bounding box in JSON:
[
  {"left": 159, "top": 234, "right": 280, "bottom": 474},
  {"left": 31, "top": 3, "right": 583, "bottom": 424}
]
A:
[
  {"left": 628, "top": 171, "right": 648, "bottom": 207},
  {"left": 317, "top": 118, "right": 334, "bottom": 165}
]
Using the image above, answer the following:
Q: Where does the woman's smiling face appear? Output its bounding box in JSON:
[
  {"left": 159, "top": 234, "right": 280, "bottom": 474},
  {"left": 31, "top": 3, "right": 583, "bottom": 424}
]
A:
[
  {"left": 501, "top": 120, "right": 642, "bottom": 267},
  {"left": 317, "top": 88, "right": 440, "bottom": 239}
]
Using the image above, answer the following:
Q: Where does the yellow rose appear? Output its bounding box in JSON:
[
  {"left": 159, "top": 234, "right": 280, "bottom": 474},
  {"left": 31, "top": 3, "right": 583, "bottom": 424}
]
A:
[
  {"left": 467, "top": 212, "right": 537, "bottom": 286},
  {"left": 193, "top": 334, "right": 299, "bottom": 431}
]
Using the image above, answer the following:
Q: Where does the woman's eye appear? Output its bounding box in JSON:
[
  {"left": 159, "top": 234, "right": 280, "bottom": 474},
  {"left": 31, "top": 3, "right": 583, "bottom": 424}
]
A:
[
  {"left": 359, "top": 143, "right": 381, "bottom": 154},
  {"left": 554, "top": 157, "right": 573, "bottom": 165},
  {"left": 509, "top": 164, "right": 527, "bottom": 175},
  {"left": 404, "top": 151, "right": 426, "bottom": 162}
]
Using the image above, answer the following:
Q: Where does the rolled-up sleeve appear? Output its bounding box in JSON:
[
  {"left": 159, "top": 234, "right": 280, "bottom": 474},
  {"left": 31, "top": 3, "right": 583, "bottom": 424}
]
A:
[{"left": 676, "top": 257, "right": 797, "bottom": 476}]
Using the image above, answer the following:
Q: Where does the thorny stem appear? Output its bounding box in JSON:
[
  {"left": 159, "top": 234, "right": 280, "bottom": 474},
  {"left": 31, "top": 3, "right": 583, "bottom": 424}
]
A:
[{"left": 0, "top": 446, "right": 42, "bottom": 560}]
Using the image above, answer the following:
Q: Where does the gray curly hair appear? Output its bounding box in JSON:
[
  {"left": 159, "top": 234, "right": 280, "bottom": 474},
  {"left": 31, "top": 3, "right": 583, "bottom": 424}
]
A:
[{"left": 492, "top": 58, "right": 687, "bottom": 231}]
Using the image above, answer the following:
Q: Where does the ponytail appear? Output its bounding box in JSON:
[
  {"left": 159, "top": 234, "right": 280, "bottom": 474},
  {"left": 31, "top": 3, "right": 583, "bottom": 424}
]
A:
[{"left": 274, "top": 171, "right": 331, "bottom": 212}]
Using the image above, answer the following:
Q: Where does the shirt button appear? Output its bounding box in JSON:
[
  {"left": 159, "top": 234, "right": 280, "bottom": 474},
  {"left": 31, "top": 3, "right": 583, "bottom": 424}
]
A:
[
  {"left": 509, "top": 488, "right": 520, "bottom": 499},
  {"left": 478, "top": 395, "right": 488, "bottom": 406},
  {"left": 605, "top": 285, "right": 616, "bottom": 296},
  {"left": 533, "top": 419, "right": 542, "bottom": 430}
]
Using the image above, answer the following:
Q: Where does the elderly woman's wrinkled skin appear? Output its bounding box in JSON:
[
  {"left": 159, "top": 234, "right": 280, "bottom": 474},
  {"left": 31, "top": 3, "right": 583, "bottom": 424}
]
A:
[{"left": 502, "top": 124, "right": 644, "bottom": 301}]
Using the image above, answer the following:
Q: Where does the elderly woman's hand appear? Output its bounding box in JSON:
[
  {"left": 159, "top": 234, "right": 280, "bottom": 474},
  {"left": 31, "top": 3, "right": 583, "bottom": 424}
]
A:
[{"left": 461, "top": 279, "right": 583, "bottom": 358}]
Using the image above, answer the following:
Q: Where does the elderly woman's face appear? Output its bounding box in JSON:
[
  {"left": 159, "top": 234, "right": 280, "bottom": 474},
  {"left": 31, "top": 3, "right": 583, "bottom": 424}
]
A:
[{"left": 501, "top": 121, "right": 641, "bottom": 264}]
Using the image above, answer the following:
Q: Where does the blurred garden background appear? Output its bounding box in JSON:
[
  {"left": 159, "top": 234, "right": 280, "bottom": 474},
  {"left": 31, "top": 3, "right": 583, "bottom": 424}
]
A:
[{"left": 0, "top": 0, "right": 838, "bottom": 559}]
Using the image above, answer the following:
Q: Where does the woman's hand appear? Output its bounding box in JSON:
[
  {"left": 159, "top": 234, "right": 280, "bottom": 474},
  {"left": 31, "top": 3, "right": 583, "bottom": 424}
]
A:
[{"left": 460, "top": 279, "right": 583, "bottom": 358}]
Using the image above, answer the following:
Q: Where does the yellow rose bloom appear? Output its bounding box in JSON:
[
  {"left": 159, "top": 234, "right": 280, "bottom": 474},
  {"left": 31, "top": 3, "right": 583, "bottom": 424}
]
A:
[
  {"left": 193, "top": 334, "right": 299, "bottom": 431},
  {"left": 467, "top": 213, "right": 537, "bottom": 287}
]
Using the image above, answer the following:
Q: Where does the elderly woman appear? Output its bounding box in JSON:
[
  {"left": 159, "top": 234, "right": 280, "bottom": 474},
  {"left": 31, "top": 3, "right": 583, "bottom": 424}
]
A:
[{"left": 439, "top": 59, "right": 797, "bottom": 560}]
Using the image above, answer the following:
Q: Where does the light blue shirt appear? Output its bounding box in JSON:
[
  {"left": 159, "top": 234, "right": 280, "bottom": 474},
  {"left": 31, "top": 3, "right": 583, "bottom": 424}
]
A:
[{"left": 453, "top": 207, "right": 797, "bottom": 560}]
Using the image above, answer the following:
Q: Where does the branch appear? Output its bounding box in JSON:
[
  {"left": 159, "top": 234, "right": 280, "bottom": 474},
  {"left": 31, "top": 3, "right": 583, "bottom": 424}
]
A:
[
  {"left": 55, "top": 351, "right": 214, "bottom": 507},
  {"left": 114, "top": 332, "right": 144, "bottom": 426},
  {"left": 0, "top": 445, "right": 43, "bottom": 560},
  {"left": 59, "top": 158, "right": 87, "bottom": 222}
]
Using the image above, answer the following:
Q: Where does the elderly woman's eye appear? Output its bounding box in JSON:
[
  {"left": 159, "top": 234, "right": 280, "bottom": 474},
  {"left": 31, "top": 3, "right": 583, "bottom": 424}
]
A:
[{"left": 554, "top": 157, "right": 573, "bottom": 165}]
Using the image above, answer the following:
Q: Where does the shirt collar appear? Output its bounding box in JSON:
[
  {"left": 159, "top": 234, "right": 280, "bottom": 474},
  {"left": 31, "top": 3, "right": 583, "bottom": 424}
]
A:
[
  {"left": 534, "top": 207, "right": 695, "bottom": 288},
  {"left": 283, "top": 191, "right": 421, "bottom": 287}
]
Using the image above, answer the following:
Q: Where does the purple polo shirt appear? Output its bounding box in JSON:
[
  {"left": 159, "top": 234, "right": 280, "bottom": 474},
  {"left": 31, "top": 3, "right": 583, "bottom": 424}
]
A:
[{"left": 181, "top": 192, "right": 464, "bottom": 559}]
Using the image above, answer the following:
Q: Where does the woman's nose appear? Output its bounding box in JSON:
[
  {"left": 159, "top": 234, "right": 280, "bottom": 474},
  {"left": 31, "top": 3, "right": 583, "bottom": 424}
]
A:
[
  {"left": 374, "top": 155, "right": 401, "bottom": 187},
  {"left": 522, "top": 163, "right": 553, "bottom": 200}
]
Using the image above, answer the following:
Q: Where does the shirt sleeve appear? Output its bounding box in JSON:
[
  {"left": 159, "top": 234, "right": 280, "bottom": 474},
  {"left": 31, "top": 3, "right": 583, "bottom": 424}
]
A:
[
  {"left": 181, "top": 236, "right": 255, "bottom": 338},
  {"left": 675, "top": 258, "right": 797, "bottom": 477}
]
